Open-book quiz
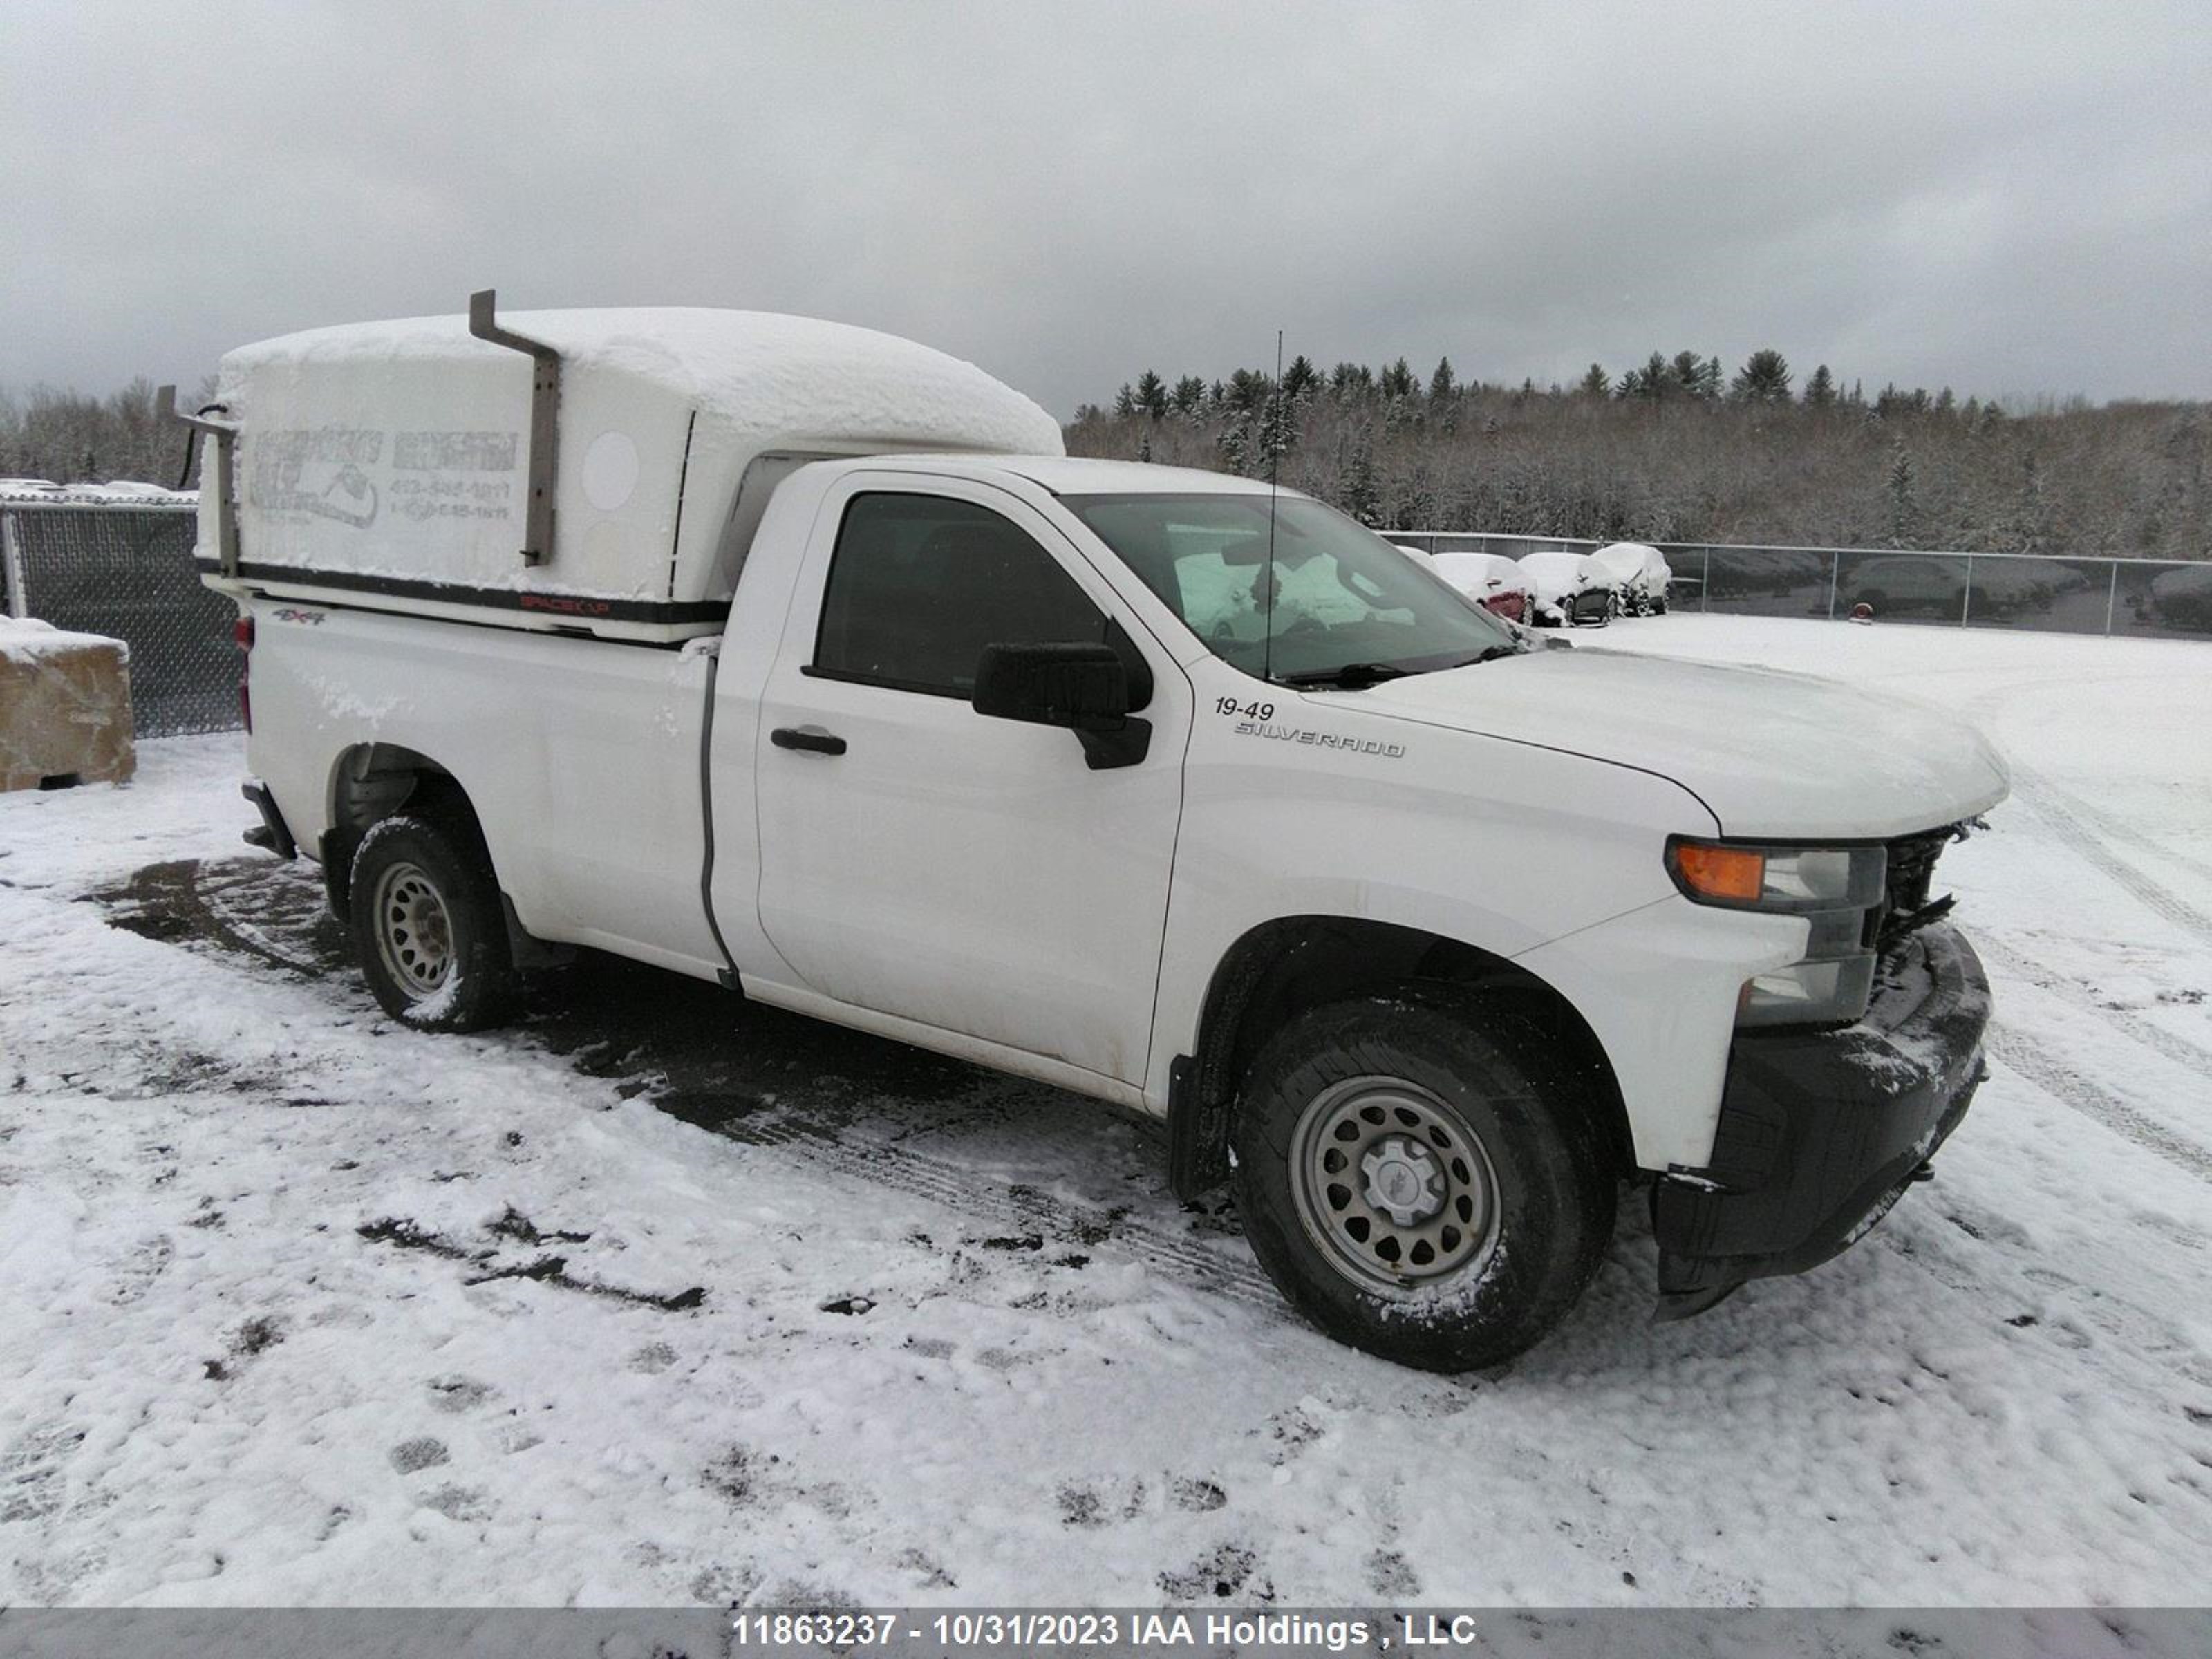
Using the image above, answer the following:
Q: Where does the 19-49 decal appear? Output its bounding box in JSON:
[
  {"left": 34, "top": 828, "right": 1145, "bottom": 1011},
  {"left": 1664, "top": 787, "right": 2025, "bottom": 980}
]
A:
[{"left": 1215, "top": 698, "right": 1406, "bottom": 760}]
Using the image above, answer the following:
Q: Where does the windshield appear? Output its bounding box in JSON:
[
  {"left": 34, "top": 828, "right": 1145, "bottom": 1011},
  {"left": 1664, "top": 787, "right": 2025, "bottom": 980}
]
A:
[{"left": 1064, "top": 493, "right": 1516, "bottom": 686}]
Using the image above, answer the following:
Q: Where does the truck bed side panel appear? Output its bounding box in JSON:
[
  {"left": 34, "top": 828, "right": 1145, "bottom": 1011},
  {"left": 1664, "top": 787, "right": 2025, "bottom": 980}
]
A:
[{"left": 248, "top": 604, "right": 724, "bottom": 977}]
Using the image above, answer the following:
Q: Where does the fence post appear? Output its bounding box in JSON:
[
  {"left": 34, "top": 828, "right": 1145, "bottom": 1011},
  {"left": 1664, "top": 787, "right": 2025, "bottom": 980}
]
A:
[
  {"left": 1700, "top": 547, "right": 1711, "bottom": 612},
  {"left": 1826, "top": 552, "right": 1839, "bottom": 620},
  {"left": 2, "top": 512, "right": 26, "bottom": 619},
  {"left": 2103, "top": 563, "right": 2119, "bottom": 636},
  {"left": 1961, "top": 554, "right": 1974, "bottom": 627}
]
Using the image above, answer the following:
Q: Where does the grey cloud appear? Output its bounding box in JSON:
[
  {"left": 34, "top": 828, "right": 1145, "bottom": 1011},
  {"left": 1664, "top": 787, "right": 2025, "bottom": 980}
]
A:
[{"left": 3, "top": 0, "right": 2206, "bottom": 415}]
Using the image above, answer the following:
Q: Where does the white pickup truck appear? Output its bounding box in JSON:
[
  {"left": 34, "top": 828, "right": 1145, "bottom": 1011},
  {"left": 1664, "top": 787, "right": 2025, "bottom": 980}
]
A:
[{"left": 182, "top": 301, "right": 2008, "bottom": 1370}]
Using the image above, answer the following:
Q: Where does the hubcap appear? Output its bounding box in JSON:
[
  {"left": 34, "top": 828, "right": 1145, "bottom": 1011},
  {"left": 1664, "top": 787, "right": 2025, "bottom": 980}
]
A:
[
  {"left": 1288, "top": 1076, "right": 1501, "bottom": 1292},
  {"left": 371, "top": 861, "right": 455, "bottom": 999}
]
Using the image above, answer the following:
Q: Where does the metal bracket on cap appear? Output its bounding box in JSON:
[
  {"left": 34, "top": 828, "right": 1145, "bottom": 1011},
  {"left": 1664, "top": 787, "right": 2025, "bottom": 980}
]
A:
[
  {"left": 157, "top": 385, "right": 242, "bottom": 576},
  {"left": 468, "top": 288, "right": 562, "bottom": 565}
]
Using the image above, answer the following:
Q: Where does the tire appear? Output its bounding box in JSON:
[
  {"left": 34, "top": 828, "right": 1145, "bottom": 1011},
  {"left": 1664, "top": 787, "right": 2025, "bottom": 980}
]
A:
[
  {"left": 1232, "top": 991, "right": 1615, "bottom": 1371},
  {"left": 348, "top": 812, "right": 518, "bottom": 1031}
]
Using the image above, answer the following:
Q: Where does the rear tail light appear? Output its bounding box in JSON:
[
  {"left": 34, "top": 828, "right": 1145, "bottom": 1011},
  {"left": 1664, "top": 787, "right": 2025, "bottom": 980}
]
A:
[{"left": 235, "top": 610, "right": 253, "bottom": 732}]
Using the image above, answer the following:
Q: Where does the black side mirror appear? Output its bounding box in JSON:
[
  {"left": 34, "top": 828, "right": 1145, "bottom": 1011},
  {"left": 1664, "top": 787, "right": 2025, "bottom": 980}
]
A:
[{"left": 972, "top": 642, "right": 1150, "bottom": 770}]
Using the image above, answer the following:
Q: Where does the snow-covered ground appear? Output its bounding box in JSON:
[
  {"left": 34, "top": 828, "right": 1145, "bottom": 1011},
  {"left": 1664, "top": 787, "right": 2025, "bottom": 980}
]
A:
[{"left": 2, "top": 615, "right": 2209, "bottom": 1609}]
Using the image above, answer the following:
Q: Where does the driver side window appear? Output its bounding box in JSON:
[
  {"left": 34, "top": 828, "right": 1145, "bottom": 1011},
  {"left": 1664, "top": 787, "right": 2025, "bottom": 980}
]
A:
[{"left": 812, "top": 493, "right": 1110, "bottom": 698}]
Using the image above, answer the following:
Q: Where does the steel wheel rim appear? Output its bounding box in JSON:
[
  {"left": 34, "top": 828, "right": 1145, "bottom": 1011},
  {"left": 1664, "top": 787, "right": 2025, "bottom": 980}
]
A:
[
  {"left": 1288, "top": 1074, "right": 1501, "bottom": 1294},
  {"left": 371, "top": 861, "right": 455, "bottom": 998}
]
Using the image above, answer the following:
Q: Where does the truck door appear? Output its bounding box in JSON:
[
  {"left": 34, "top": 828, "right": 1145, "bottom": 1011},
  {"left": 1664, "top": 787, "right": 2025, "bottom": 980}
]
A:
[{"left": 751, "top": 476, "right": 1188, "bottom": 1088}]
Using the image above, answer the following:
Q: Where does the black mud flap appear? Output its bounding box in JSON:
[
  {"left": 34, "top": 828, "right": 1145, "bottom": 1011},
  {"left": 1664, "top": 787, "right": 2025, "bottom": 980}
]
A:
[{"left": 241, "top": 780, "right": 297, "bottom": 861}]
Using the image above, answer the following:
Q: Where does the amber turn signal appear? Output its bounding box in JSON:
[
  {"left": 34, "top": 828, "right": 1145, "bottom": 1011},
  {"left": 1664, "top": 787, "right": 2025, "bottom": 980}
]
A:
[{"left": 1671, "top": 842, "right": 1766, "bottom": 903}]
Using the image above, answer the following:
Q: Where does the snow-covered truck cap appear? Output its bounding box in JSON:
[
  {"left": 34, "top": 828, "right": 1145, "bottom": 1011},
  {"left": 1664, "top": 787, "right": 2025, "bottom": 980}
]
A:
[{"left": 204, "top": 308, "right": 1064, "bottom": 640}]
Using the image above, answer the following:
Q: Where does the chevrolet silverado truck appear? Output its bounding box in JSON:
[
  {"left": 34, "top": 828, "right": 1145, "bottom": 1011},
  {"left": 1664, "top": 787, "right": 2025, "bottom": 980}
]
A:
[{"left": 178, "top": 298, "right": 2007, "bottom": 1370}]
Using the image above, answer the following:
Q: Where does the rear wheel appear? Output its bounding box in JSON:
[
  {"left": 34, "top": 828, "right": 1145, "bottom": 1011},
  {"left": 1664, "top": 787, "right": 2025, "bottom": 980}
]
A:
[
  {"left": 1232, "top": 992, "right": 1615, "bottom": 1371},
  {"left": 348, "top": 813, "right": 517, "bottom": 1031}
]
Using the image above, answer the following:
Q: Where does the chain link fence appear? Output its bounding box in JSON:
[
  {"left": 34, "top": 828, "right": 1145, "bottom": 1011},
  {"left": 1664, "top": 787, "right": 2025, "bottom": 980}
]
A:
[
  {"left": 1386, "top": 531, "right": 2212, "bottom": 641},
  {"left": 2, "top": 496, "right": 240, "bottom": 738},
  {"left": 3, "top": 497, "right": 2206, "bottom": 753}
]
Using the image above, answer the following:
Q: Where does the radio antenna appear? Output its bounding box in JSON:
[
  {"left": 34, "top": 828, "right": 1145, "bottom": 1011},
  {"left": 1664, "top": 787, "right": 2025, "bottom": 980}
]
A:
[{"left": 1262, "top": 328, "right": 1284, "bottom": 686}]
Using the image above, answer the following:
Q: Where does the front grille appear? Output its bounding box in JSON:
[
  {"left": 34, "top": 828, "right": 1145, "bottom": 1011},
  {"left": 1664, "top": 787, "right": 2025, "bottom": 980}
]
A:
[{"left": 1872, "top": 825, "right": 1960, "bottom": 953}]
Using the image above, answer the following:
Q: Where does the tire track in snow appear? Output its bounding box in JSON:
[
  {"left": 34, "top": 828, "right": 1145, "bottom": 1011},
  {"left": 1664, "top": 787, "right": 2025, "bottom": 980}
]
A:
[
  {"left": 2007, "top": 771, "right": 2212, "bottom": 944},
  {"left": 1978, "top": 931, "right": 2212, "bottom": 1078},
  {"left": 84, "top": 856, "right": 1287, "bottom": 1313},
  {"left": 720, "top": 1112, "right": 1282, "bottom": 1309},
  {"left": 2008, "top": 762, "right": 2212, "bottom": 888},
  {"left": 1983, "top": 1020, "right": 2212, "bottom": 1185}
]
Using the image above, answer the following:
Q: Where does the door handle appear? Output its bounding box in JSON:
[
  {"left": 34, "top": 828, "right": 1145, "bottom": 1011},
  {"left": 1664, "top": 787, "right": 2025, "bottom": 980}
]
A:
[{"left": 771, "top": 725, "right": 847, "bottom": 756}]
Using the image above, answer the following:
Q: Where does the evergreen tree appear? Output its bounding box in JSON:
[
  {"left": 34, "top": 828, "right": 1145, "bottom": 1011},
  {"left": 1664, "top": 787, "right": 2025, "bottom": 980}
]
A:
[
  {"left": 1216, "top": 418, "right": 1250, "bottom": 476},
  {"left": 1257, "top": 388, "right": 1295, "bottom": 469},
  {"left": 1578, "top": 364, "right": 1611, "bottom": 397},
  {"left": 1342, "top": 429, "right": 1380, "bottom": 524},
  {"left": 1172, "top": 375, "right": 1206, "bottom": 414},
  {"left": 1803, "top": 364, "right": 1836, "bottom": 407},
  {"left": 1731, "top": 349, "right": 1792, "bottom": 403},
  {"left": 1428, "top": 356, "right": 1458, "bottom": 402},
  {"left": 1621, "top": 353, "right": 1671, "bottom": 400},
  {"left": 1379, "top": 357, "right": 1416, "bottom": 400},
  {"left": 1671, "top": 350, "right": 1712, "bottom": 400},
  {"left": 1134, "top": 371, "right": 1168, "bottom": 420},
  {"left": 2010, "top": 451, "right": 2052, "bottom": 552},
  {"left": 1886, "top": 438, "right": 1918, "bottom": 547},
  {"left": 1112, "top": 383, "right": 1136, "bottom": 418},
  {"left": 1281, "top": 354, "right": 1320, "bottom": 402}
]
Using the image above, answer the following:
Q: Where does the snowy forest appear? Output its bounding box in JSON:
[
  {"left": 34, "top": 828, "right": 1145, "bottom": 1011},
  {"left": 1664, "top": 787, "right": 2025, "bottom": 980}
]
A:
[
  {"left": 1067, "top": 351, "right": 2212, "bottom": 559},
  {"left": 5, "top": 359, "right": 2207, "bottom": 561},
  {"left": 0, "top": 376, "right": 218, "bottom": 491}
]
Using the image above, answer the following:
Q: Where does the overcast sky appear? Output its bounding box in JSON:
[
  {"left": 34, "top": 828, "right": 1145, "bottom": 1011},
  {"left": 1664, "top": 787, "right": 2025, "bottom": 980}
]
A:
[{"left": 4, "top": 1, "right": 2207, "bottom": 416}]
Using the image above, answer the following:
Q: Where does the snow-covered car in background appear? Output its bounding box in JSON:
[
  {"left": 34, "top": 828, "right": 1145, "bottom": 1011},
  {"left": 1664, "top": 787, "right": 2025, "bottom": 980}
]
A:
[
  {"left": 1430, "top": 552, "right": 1536, "bottom": 624},
  {"left": 2144, "top": 563, "right": 2212, "bottom": 631},
  {"left": 1846, "top": 556, "right": 1968, "bottom": 621},
  {"left": 1588, "top": 541, "right": 1674, "bottom": 615},
  {"left": 1517, "top": 551, "right": 1613, "bottom": 626}
]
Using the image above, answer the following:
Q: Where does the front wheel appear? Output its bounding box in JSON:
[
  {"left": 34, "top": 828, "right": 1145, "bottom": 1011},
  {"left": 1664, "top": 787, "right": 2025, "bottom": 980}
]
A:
[
  {"left": 1232, "top": 993, "right": 1615, "bottom": 1371},
  {"left": 348, "top": 813, "right": 518, "bottom": 1031}
]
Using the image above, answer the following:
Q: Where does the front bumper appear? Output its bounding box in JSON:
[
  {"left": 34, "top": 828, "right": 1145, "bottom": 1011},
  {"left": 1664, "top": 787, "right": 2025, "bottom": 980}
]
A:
[{"left": 1652, "top": 921, "right": 1991, "bottom": 1320}]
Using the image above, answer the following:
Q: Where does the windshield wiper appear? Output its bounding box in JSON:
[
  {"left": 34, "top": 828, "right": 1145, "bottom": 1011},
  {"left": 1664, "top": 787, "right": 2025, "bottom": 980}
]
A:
[{"left": 1277, "top": 662, "right": 1418, "bottom": 690}]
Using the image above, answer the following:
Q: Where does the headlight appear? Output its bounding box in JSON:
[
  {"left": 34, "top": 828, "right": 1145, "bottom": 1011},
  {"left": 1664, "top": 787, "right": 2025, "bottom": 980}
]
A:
[
  {"left": 1667, "top": 837, "right": 1886, "bottom": 1027},
  {"left": 1667, "top": 840, "right": 1884, "bottom": 911}
]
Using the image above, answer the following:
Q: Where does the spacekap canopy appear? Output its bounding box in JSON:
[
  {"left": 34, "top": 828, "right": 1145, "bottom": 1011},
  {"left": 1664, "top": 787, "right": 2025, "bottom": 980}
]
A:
[{"left": 205, "top": 308, "right": 1065, "bottom": 638}]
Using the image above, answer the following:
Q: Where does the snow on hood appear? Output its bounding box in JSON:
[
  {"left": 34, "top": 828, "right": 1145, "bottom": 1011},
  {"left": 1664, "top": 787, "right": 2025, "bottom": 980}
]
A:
[{"left": 1335, "top": 647, "right": 2010, "bottom": 839}]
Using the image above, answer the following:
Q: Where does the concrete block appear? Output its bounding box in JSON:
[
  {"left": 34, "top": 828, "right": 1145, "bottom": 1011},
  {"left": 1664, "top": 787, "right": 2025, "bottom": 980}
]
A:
[{"left": 0, "top": 618, "right": 136, "bottom": 791}]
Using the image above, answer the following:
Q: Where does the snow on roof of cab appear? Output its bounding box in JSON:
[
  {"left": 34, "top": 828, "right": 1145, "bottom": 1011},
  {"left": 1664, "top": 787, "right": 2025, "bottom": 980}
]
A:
[{"left": 222, "top": 308, "right": 1065, "bottom": 456}]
